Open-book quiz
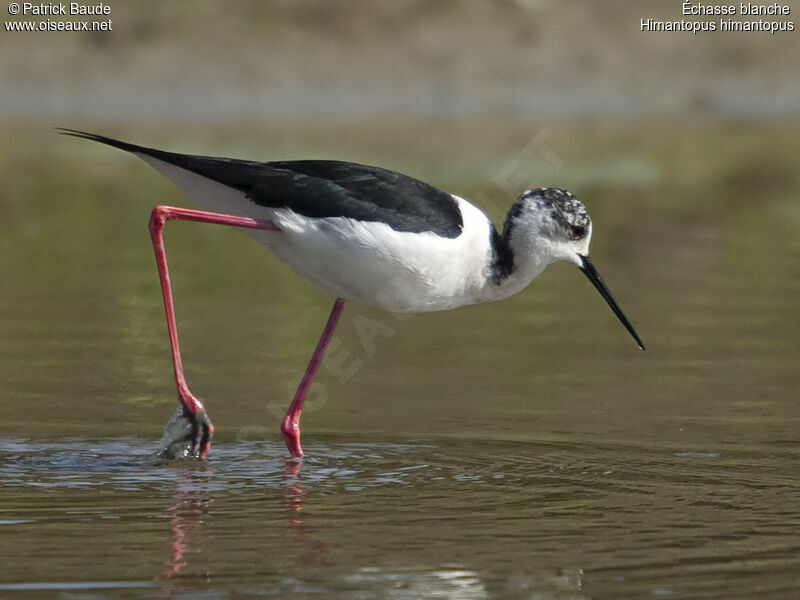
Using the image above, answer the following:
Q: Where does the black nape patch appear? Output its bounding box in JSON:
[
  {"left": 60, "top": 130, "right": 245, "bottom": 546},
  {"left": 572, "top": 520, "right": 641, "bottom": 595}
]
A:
[
  {"left": 501, "top": 197, "right": 528, "bottom": 241},
  {"left": 489, "top": 227, "right": 514, "bottom": 283}
]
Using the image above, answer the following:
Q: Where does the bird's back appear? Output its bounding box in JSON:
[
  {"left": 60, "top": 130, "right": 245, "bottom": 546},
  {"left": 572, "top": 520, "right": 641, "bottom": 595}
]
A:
[{"left": 60, "top": 130, "right": 464, "bottom": 239}]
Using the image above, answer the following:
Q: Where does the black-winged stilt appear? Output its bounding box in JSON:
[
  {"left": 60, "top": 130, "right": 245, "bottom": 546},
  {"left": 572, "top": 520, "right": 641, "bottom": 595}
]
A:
[{"left": 60, "top": 129, "right": 644, "bottom": 459}]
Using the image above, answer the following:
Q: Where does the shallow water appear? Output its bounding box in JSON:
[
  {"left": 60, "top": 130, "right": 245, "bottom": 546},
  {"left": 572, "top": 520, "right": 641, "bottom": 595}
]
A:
[
  {"left": 1, "top": 122, "right": 799, "bottom": 597},
  {"left": 1, "top": 436, "right": 798, "bottom": 599}
]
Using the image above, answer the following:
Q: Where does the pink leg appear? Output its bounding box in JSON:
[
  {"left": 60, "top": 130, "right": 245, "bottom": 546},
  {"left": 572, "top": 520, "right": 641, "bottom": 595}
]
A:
[
  {"left": 149, "top": 205, "right": 281, "bottom": 458},
  {"left": 281, "top": 298, "right": 345, "bottom": 458}
]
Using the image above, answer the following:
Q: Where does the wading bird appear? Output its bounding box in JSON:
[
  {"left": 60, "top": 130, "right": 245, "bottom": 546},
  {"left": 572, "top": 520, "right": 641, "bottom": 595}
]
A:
[{"left": 61, "top": 129, "right": 644, "bottom": 459}]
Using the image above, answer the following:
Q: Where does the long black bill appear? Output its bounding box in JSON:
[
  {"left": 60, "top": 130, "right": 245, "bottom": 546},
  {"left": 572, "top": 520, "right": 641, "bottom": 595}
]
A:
[{"left": 579, "top": 255, "right": 645, "bottom": 351}]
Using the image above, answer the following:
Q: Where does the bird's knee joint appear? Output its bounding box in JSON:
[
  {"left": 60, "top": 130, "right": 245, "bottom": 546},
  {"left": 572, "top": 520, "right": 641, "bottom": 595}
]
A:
[{"left": 148, "top": 206, "right": 170, "bottom": 234}]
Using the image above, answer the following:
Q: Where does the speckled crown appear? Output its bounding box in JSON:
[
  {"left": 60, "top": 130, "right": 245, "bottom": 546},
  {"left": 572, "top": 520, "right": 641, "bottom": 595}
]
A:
[{"left": 504, "top": 187, "right": 590, "bottom": 240}]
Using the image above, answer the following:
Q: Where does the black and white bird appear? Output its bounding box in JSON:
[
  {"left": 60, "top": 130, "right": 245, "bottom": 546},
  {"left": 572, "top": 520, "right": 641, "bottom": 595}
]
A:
[{"left": 60, "top": 129, "right": 645, "bottom": 459}]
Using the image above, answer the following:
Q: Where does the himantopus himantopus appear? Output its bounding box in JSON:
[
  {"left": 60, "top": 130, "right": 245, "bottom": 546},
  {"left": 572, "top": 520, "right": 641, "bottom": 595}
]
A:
[{"left": 60, "top": 129, "right": 644, "bottom": 459}]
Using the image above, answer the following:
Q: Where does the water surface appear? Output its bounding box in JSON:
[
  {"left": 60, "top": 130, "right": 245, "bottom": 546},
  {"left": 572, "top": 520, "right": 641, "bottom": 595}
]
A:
[
  {"left": 0, "top": 121, "right": 798, "bottom": 598},
  {"left": 1, "top": 436, "right": 798, "bottom": 599}
]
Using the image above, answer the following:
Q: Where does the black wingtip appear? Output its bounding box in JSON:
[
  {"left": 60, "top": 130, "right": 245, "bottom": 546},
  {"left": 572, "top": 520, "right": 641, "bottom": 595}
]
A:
[
  {"left": 56, "top": 128, "right": 145, "bottom": 154},
  {"left": 56, "top": 127, "right": 94, "bottom": 138}
]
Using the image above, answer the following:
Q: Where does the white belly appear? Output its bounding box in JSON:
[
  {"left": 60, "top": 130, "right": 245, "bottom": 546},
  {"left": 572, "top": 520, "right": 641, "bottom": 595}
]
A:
[{"left": 258, "top": 200, "right": 496, "bottom": 312}]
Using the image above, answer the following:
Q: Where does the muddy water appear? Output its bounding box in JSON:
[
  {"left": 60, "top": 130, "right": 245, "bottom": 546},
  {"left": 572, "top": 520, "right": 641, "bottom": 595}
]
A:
[{"left": 0, "top": 124, "right": 798, "bottom": 597}]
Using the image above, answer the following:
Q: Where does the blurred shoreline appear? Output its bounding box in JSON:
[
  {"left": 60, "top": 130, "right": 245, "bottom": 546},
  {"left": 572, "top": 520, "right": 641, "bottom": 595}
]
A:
[{"left": 2, "top": 0, "right": 798, "bottom": 127}]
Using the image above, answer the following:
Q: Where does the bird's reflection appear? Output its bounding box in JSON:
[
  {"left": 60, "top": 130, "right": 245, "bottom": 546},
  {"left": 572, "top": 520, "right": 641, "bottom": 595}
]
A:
[
  {"left": 284, "top": 458, "right": 304, "bottom": 526},
  {"left": 157, "top": 450, "right": 331, "bottom": 591},
  {"left": 160, "top": 464, "right": 213, "bottom": 582},
  {"left": 283, "top": 457, "right": 332, "bottom": 567}
]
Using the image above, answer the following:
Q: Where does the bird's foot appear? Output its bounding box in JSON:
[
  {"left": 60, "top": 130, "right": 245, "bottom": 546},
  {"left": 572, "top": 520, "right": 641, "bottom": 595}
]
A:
[
  {"left": 280, "top": 417, "right": 305, "bottom": 458},
  {"left": 157, "top": 405, "right": 214, "bottom": 459}
]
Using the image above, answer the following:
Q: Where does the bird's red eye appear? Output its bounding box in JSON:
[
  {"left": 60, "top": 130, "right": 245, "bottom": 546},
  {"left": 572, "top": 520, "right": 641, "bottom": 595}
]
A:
[{"left": 570, "top": 225, "right": 585, "bottom": 239}]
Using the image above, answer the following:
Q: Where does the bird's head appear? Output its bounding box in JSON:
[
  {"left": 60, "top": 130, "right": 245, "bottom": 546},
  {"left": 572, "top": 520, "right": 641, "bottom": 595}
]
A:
[
  {"left": 504, "top": 187, "right": 645, "bottom": 350},
  {"left": 503, "top": 187, "right": 593, "bottom": 267}
]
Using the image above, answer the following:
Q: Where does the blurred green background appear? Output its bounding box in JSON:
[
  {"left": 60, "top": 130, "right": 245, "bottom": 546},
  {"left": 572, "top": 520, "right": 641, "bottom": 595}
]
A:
[{"left": 0, "top": 1, "right": 798, "bottom": 440}]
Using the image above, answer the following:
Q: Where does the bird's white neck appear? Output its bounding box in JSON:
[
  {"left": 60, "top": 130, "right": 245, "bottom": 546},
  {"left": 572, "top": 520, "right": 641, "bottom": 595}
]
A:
[{"left": 473, "top": 227, "right": 548, "bottom": 304}]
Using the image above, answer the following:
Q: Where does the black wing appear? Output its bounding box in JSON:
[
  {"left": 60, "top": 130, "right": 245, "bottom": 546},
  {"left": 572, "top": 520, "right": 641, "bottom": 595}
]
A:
[{"left": 59, "top": 129, "right": 464, "bottom": 238}]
